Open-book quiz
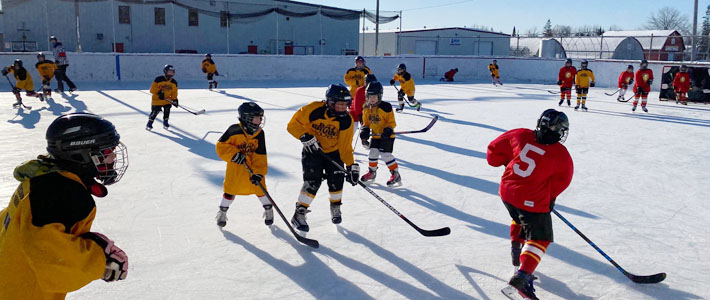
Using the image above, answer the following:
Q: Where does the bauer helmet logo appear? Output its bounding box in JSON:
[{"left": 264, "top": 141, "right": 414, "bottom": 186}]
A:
[{"left": 70, "top": 139, "right": 96, "bottom": 146}]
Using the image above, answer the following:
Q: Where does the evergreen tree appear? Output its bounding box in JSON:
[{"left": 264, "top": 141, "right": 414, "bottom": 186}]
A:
[{"left": 543, "top": 19, "right": 553, "bottom": 37}]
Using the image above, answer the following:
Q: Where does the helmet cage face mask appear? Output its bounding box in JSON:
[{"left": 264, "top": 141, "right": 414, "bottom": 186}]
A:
[
  {"left": 327, "top": 97, "right": 352, "bottom": 117},
  {"left": 91, "top": 142, "right": 129, "bottom": 185},
  {"left": 240, "top": 112, "right": 265, "bottom": 134}
]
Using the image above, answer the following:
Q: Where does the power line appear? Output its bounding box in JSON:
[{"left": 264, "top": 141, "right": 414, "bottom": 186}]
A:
[{"left": 402, "top": 0, "right": 475, "bottom": 12}]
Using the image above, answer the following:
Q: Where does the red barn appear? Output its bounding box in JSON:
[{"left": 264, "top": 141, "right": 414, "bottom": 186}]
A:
[{"left": 603, "top": 30, "right": 684, "bottom": 61}]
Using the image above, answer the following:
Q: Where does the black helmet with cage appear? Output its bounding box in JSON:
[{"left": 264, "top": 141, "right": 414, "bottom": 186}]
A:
[
  {"left": 238, "top": 102, "right": 265, "bottom": 134},
  {"left": 535, "top": 109, "right": 569, "bottom": 145},
  {"left": 46, "top": 113, "right": 128, "bottom": 185},
  {"left": 163, "top": 64, "right": 175, "bottom": 77},
  {"left": 366, "top": 81, "right": 383, "bottom": 105},
  {"left": 325, "top": 84, "right": 352, "bottom": 118},
  {"left": 680, "top": 65, "right": 689, "bottom": 72},
  {"left": 640, "top": 59, "right": 649, "bottom": 69}
]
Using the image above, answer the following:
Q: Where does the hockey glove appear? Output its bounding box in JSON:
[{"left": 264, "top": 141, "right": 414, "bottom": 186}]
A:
[
  {"left": 590, "top": 82, "right": 595, "bottom": 88},
  {"left": 202, "top": 67, "right": 207, "bottom": 73},
  {"left": 172, "top": 99, "right": 179, "bottom": 107},
  {"left": 647, "top": 79, "right": 653, "bottom": 86},
  {"left": 231, "top": 152, "right": 246, "bottom": 164},
  {"left": 359, "top": 127, "right": 370, "bottom": 140},
  {"left": 1, "top": 67, "right": 8, "bottom": 76},
  {"left": 346, "top": 164, "right": 360, "bottom": 186},
  {"left": 215, "top": 71, "right": 219, "bottom": 76},
  {"left": 157, "top": 90, "right": 165, "bottom": 100},
  {"left": 397, "top": 90, "right": 405, "bottom": 99},
  {"left": 629, "top": 79, "right": 634, "bottom": 85},
  {"left": 549, "top": 198, "right": 556, "bottom": 211},
  {"left": 389, "top": 79, "right": 395, "bottom": 85},
  {"left": 300, "top": 134, "right": 322, "bottom": 154},
  {"left": 556, "top": 80, "right": 562, "bottom": 86},
  {"left": 250, "top": 174, "right": 263, "bottom": 186},
  {"left": 381, "top": 127, "right": 394, "bottom": 139},
  {"left": 81, "top": 232, "right": 128, "bottom": 282}
]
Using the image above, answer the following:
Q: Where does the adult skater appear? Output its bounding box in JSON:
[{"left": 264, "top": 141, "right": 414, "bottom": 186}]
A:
[{"left": 49, "top": 36, "right": 77, "bottom": 93}]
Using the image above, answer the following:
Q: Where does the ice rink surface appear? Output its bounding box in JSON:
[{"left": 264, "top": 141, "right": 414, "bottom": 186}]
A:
[{"left": 1, "top": 80, "right": 708, "bottom": 299}]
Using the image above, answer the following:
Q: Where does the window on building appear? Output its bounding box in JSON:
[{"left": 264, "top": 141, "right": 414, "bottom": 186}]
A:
[
  {"left": 154, "top": 7, "right": 165, "bottom": 25},
  {"left": 118, "top": 6, "right": 130, "bottom": 24},
  {"left": 188, "top": 9, "right": 199, "bottom": 27},
  {"left": 220, "top": 11, "right": 229, "bottom": 27},
  {"left": 670, "top": 37, "right": 676, "bottom": 45}
]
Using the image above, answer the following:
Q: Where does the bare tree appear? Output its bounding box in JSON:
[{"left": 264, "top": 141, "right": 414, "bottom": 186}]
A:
[
  {"left": 644, "top": 7, "right": 690, "bottom": 34},
  {"left": 526, "top": 26, "right": 539, "bottom": 37},
  {"left": 553, "top": 25, "right": 573, "bottom": 37}
]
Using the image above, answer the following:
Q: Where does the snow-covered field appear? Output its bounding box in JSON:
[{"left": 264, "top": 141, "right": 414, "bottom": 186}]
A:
[{"left": 1, "top": 80, "right": 708, "bottom": 299}]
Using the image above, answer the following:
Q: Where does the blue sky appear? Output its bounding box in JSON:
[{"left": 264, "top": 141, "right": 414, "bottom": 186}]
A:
[{"left": 299, "top": 0, "right": 708, "bottom": 34}]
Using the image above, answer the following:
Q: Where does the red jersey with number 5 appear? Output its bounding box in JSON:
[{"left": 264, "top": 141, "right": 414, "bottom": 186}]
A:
[{"left": 487, "top": 128, "right": 574, "bottom": 213}]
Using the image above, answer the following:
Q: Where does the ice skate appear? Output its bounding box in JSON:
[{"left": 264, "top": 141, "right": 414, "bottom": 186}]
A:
[
  {"left": 263, "top": 205, "right": 274, "bottom": 226},
  {"left": 216, "top": 206, "right": 229, "bottom": 227},
  {"left": 209, "top": 82, "right": 213, "bottom": 90},
  {"left": 581, "top": 105, "right": 588, "bottom": 111},
  {"left": 360, "top": 169, "right": 376, "bottom": 183},
  {"left": 291, "top": 203, "right": 310, "bottom": 232},
  {"left": 163, "top": 119, "right": 169, "bottom": 130},
  {"left": 508, "top": 270, "right": 539, "bottom": 300},
  {"left": 68, "top": 87, "right": 77, "bottom": 93},
  {"left": 558, "top": 99, "right": 563, "bottom": 106},
  {"left": 642, "top": 106, "right": 648, "bottom": 112},
  {"left": 632, "top": 105, "right": 637, "bottom": 112},
  {"left": 574, "top": 105, "right": 579, "bottom": 111},
  {"left": 146, "top": 120, "right": 154, "bottom": 131},
  {"left": 214, "top": 81, "right": 218, "bottom": 89},
  {"left": 386, "top": 170, "right": 402, "bottom": 187},
  {"left": 330, "top": 201, "right": 342, "bottom": 224}
]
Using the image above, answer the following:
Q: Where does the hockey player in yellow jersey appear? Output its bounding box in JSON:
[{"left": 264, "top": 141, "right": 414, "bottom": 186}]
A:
[
  {"left": 574, "top": 60, "right": 595, "bottom": 111},
  {"left": 287, "top": 84, "right": 359, "bottom": 231},
  {"left": 2, "top": 59, "right": 42, "bottom": 108},
  {"left": 215, "top": 102, "right": 272, "bottom": 227},
  {"left": 359, "top": 81, "right": 402, "bottom": 187},
  {"left": 147, "top": 65, "right": 179, "bottom": 130},
  {"left": 344, "top": 56, "right": 372, "bottom": 98},
  {"left": 489, "top": 59, "right": 503, "bottom": 86},
  {"left": 201, "top": 53, "right": 219, "bottom": 90},
  {"left": 0, "top": 113, "right": 129, "bottom": 299},
  {"left": 35, "top": 52, "right": 57, "bottom": 98},
  {"left": 389, "top": 63, "right": 421, "bottom": 112}
]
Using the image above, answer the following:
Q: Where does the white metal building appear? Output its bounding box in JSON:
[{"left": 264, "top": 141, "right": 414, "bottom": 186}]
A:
[{"left": 360, "top": 27, "right": 510, "bottom": 56}]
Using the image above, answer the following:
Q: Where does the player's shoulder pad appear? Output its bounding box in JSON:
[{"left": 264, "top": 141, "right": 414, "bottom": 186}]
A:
[
  {"left": 378, "top": 101, "right": 393, "bottom": 112},
  {"left": 170, "top": 78, "right": 178, "bottom": 86},
  {"left": 363, "top": 68, "right": 371, "bottom": 74},
  {"left": 337, "top": 113, "right": 352, "bottom": 131},
  {"left": 346, "top": 67, "right": 358, "bottom": 73},
  {"left": 402, "top": 72, "right": 411, "bottom": 81},
  {"left": 29, "top": 172, "right": 96, "bottom": 231},
  {"left": 35, "top": 62, "right": 42, "bottom": 68},
  {"left": 154, "top": 76, "right": 166, "bottom": 83},
  {"left": 218, "top": 124, "right": 245, "bottom": 142}
]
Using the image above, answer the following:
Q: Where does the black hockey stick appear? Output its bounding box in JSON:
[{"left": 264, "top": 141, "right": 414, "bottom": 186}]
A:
[
  {"left": 5, "top": 75, "right": 32, "bottom": 110},
  {"left": 321, "top": 153, "right": 450, "bottom": 237},
  {"left": 370, "top": 115, "right": 439, "bottom": 137},
  {"left": 604, "top": 88, "right": 621, "bottom": 96},
  {"left": 547, "top": 90, "right": 561, "bottom": 94},
  {"left": 552, "top": 209, "right": 666, "bottom": 284},
  {"left": 166, "top": 99, "right": 205, "bottom": 115},
  {"left": 244, "top": 164, "right": 319, "bottom": 248},
  {"left": 391, "top": 84, "right": 419, "bottom": 108}
]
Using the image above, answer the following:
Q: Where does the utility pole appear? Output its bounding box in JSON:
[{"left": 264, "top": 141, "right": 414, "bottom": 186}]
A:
[
  {"left": 693, "top": 0, "right": 699, "bottom": 61},
  {"left": 375, "top": 0, "right": 379, "bottom": 56}
]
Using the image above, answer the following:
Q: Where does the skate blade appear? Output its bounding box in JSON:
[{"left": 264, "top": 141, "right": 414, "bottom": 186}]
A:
[{"left": 387, "top": 181, "right": 403, "bottom": 188}]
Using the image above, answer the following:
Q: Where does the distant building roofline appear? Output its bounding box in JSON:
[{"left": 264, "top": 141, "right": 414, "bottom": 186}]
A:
[{"left": 364, "top": 27, "right": 509, "bottom": 36}]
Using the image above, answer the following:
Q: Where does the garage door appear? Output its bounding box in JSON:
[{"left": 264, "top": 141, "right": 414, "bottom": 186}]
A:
[
  {"left": 415, "top": 40, "right": 436, "bottom": 55},
  {"left": 474, "top": 41, "right": 493, "bottom": 55}
]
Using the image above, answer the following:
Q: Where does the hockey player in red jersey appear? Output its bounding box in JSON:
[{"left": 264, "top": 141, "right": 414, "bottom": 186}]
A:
[
  {"left": 673, "top": 65, "right": 691, "bottom": 105},
  {"left": 487, "top": 109, "right": 574, "bottom": 300},
  {"left": 557, "top": 59, "right": 576, "bottom": 107},
  {"left": 617, "top": 65, "right": 634, "bottom": 101},
  {"left": 632, "top": 60, "right": 654, "bottom": 112}
]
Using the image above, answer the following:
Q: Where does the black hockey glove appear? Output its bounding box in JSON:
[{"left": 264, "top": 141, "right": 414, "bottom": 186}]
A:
[
  {"left": 81, "top": 232, "right": 128, "bottom": 282},
  {"left": 250, "top": 174, "right": 263, "bottom": 186},
  {"left": 389, "top": 79, "right": 395, "bottom": 85},
  {"left": 231, "top": 152, "right": 246, "bottom": 164},
  {"left": 300, "top": 133, "right": 322, "bottom": 154},
  {"left": 381, "top": 127, "right": 393, "bottom": 139},
  {"left": 214, "top": 71, "right": 219, "bottom": 76},
  {"left": 157, "top": 90, "right": 165, "bottom": 100},
  {"left": 360, "top": 127, "right": 370, "bottom": 140},
  {"left": 556, "top": 80, "right": 562, "bottom": 85},
  {"left": 647, "top": 79, "right": 653, "bottom": 86},
  {"left": 629, "top": 79, "right": 634, "bottom": 85},
  {"left": 549, "top": 198, "right": 556, "bottom": 211},
  {"left": 346, "top": 164, "right": 360, "bottom": 186},
  {"left": 172, "top": 99, "right": 179, "bottom": 107},
  {"left": 202, "top": 67, "right": 207, "bottom": 73},
  {"left": 590, "top": 82, "right": 595, "bottom": 88},
  {"left": 1, "top": 67, "right": 8, "bottom": 76}
]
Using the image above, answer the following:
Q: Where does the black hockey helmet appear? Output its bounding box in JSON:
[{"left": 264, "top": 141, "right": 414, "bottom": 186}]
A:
[
  {"left": 13, "top": 59, "right": 23, "bottom": 68},
  {"left": 49, "top": 35, "right": 57, "bottom": 42},
  {"left": 355, "top": 56, "right": 365, "bottom": 63},
  {"left": 640, "top": 59, "right": 648, "bottom": 69},
  {"left": 46, "top": 113, "right": 128, "bottom": 185},
  {"left": 325, "top": 84, "right": 352, "bottom": 118},
  {"left": 627, "top": 64, "right": 634, "bottom": 70},
  {"left": 205, "top": 53, "right": 212, "bottom": 58},
  {"left": 37, "top": 52, "right": 45, "bottom": 59},
  {"left": 366, "top": 81, "right": 384, "bottom": 104},
  {"left": 397, "top": 63, "right": 407, "bottom": 71},
  {"left": 163, "top": 64, "right": 175, "bottom": 76},
  {"left": 680, "top": 65, "right": 688, "bottom": 72},
  {"left": 535, "top": 109, "right": 569, "bottom": 145},
  {"left": 565, "top": 58, "right": 572, "bottom": 65},
  {"left": 364, "top": 73, "right": 378, "bottom": 86},
  {"left": 580, "top": 60, "right": 588, "bottom": 68},
  {"left": 238, "top": 102, "right": 264, "bottom": 134},
  {"left": 454, "top": 68, "right": 459, "bottom": 72}
]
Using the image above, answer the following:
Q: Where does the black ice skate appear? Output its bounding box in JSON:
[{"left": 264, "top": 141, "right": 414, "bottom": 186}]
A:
[
  {"left": 508, "top": 270, "right": 538, "bottom": 300},
  {"left": 581, "top": 105, "right": 588, "bottom": 111},
  {"left": 558, "top": 99, "right": 563, "bottom": 106},
  {"left": 163, "top": 119, "right": 169, "bottom": 130},
  {"left": 216, "top": 206, "right": 229, "bottom": 227},
  {"left": 263, "top": 205, "right": 274, "bottom": 226},
  {"left": 330, "top": 201, "right": 342, "bottom": 224},
  {"left": 386, "top": 170, "right": 402, "bottom": 187},
  {"left": 574, "top": 104, "right": 580, "bottom": 110},
  {"left": 632, "top": 105, "right": 637, "bottom": 112},
  {"left": 146, "top": 120, "right": 154, "bottom": 131},
  {"left": 642, "top": 106, "right": 648, "bottom": 112},
  {"left": 291, "top": 203, "right": 310, "bottom": 232}
]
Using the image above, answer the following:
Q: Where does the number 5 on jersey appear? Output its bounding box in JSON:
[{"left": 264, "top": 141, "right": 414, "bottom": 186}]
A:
[{"left": 513, "top": 144, "right": 545, "bottom": 178}]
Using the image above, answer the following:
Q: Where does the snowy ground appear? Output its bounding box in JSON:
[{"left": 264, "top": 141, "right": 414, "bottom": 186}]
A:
[{"left": 1, "top": 79, "right": 708, "bottom": 300}]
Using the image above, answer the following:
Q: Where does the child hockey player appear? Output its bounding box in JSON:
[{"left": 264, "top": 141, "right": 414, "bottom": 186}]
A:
[
  {"left": 350, "top": 74, "right": 378, "bottom": 134},
  {"left": 2, "top": 59, "right": 42, "bottom": 108},
  {"left": 489, "top": 60, "right": 502, "bottom": 86},
  {"left": 673, "top": 65, "right": 690, "bottom": 105},
  {"left": 0, "top": 113, "right": 129, "bottom": 298},
  {"left": 487, "top": 109, "right": 573, "bottom": 300},
  {"left": 574, "top": 60, "right": 595, "bottom": 111},
  {"left": 36, "top": 52, "right": 57, "bottom": 99},
  {"left": 617, "top": 65, "right": 634, "bottom": 102},
  {"left": 359, "top": 81, "right": 401, "bottom": 187},
  {"left": 201, "top": 53, "right": 219, "bottom": 90},
  {"left": 344, "top": 56, "right": 372, "bottom": 98},
  {"left": 147, "top": 65, "right": 178, "bottom": 130},
  {"left": 287, "top": 84, "right": 359, "bottom": 232},
  {"left": 215, "top": 102, "right": 271, "bottom": 227},
  {"left": 632, "top": 59, "right": 654, "bottom": 112},
  {"left": 390, "top": 63, "right": 421, "bottom": 112},
  {"left": 557, "top": 59, "right": 576, "bottom": 107},
  {"left": 441, "top": 68, "right": 458, "bottom": 81}
]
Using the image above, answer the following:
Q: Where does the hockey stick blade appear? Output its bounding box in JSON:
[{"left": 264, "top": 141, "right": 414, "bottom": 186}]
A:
[
  {"left": 194, "top": 109, "right": 206, "bottom": 115},
  {"left": 605, "top": 89, "right": 621, "bottom": 96},
  {"left": 628, "top": 272, "right": 666, "bottom": 284},
  {"left": 395, "top": 115, "right": 438, "bottom": 134},
  {"left": 547, "top": 90, "right": 561, "bottom": 94}
]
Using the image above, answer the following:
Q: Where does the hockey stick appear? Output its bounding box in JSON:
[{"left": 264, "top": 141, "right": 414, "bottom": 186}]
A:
[
  {"left": 552, "top": 209, "right": 666, "bottom": 284},
  {"left": 165, "top": 99, "right": 205, "bottom": 115},
  {"left": 547, "top": 90, "right": 561, "bottom": 94},
  {"left": 5, "top": 75, "right": 32, "bottom": 110},
  {"left": 244, "top": 164, "right": 319, "bottom": 248},
  {"left": 391, "top": 84, "right": 418, "bottom": 108},
  {"left": 618, "top": 92, "right": 636, "bottom": 103},
  {"left": 370, "top": 115, "right": 439, "bottom": 137},
  {"left": 321, "top": 153, "right": 450, "bottom": 237},
  {"left": 604, "top": 88, "right": 621, "bottom": 96}
]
